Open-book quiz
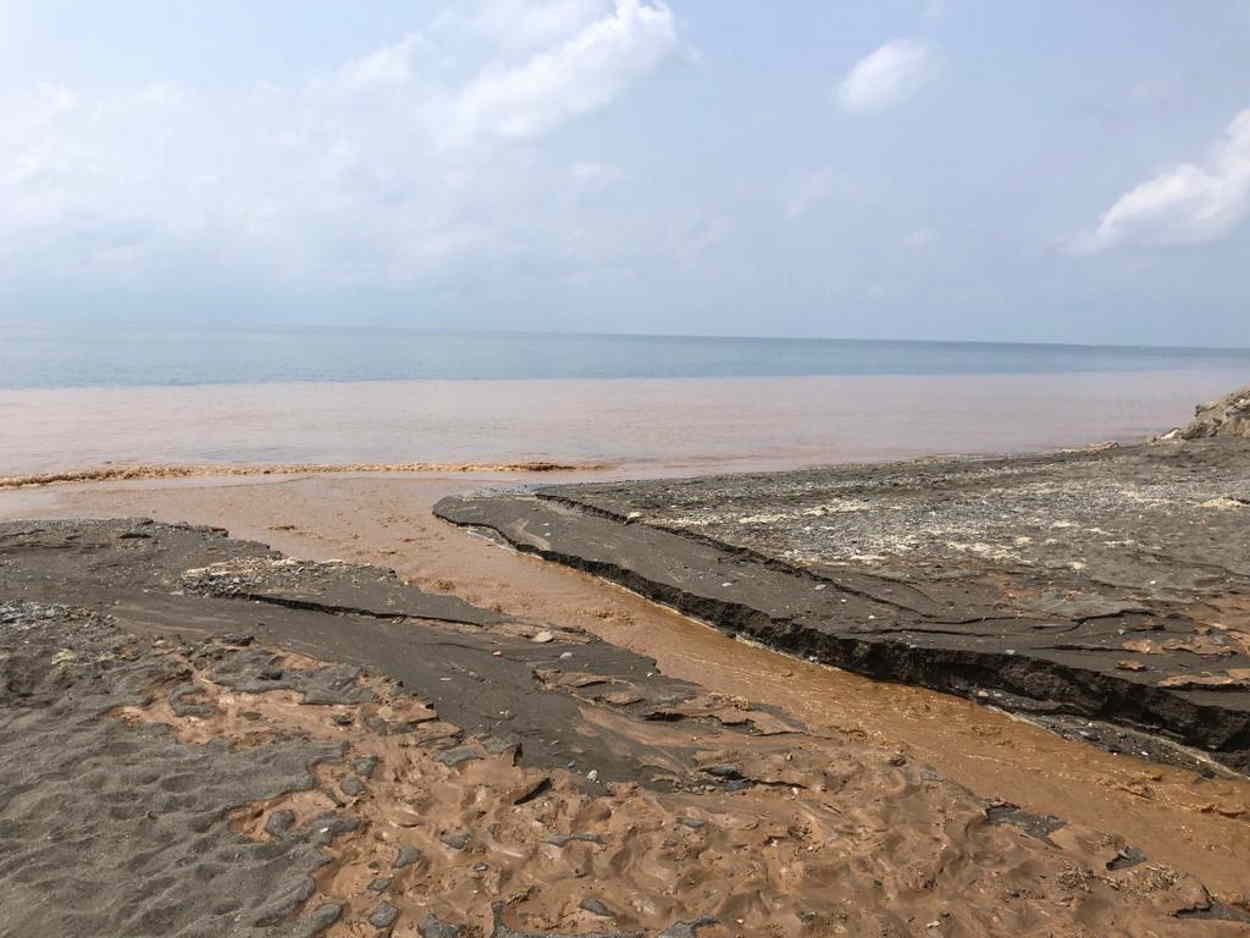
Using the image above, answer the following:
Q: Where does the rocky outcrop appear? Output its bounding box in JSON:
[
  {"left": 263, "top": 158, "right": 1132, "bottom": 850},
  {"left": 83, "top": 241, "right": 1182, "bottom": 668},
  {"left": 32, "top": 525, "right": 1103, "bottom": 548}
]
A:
[{"left": 1158, "top": 384, "right": 1250, "bottom": 440}]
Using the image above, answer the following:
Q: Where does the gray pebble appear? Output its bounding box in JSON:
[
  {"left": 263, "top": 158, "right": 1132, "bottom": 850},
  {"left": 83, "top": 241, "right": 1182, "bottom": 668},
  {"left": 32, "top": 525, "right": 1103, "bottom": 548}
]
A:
[
  {"left": 341, "top": 776, "right": 366, "bottom": 797},
  {"left": 394, "top": 845, "right": 423, "bottom": 868},
  {"left": 440, "top": 831, "right": 470, "bottom": 850},
  {"left": 263, "top": 809, "right": 296, "bottom": 837},
  {"left": 659, "top": 918, "right": 718, "bottom": 938},
  {"left": 579, "top": 897, "right": 614, "bottom": 918},
  {"left": 419, "top": 914, "right": 464, "bottom": 938},
  {"left": 677, "top": 816, "right": 706, "bottom": 830},
  {"left": 355, "top": 756, "right": 380, "bottom": 778},
  {"left": 367, "top": 877, "right": 392, "bottom": 892},
  {"left": 370, "top": 903, "right": 400, "bottom": 929},
  {"left": 293, "top": 903, "right": 343, "bottom": 938}
]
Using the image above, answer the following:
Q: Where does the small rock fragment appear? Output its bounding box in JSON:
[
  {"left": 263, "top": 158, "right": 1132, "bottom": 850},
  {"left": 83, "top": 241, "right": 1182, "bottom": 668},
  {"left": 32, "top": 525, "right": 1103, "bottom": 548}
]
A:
[
  {"left": 370, "top": 903, "right": 400, "bottom": 929},
  {"left": 394, "top": 846, "right": 423, "bottom": 869},
  {"left": 440, "top": 831, "right": 470, "bottom": 850},
  {"left": 341, "top": 776, "right": 366, "bottom": 797},
  {"left": 531, "top": 630, "right": 555, "bottom": 644},
  {"left": 294, "top": 903, "right": 342, "bottom": 938},
  {"left": 579, "top": 897, "right": 614, "bottom": 918},
  {"left": 355, "top": 756, "right": 380, "bottom": 778},
  {"left": 659, "top": 918, "right": 718, "bottom": 938},
  {"left": 264, "top": 809, "right": 296, "bottom": 837},
  {"left": 367, "top": 877, "right": 392, "bottom": 892}
]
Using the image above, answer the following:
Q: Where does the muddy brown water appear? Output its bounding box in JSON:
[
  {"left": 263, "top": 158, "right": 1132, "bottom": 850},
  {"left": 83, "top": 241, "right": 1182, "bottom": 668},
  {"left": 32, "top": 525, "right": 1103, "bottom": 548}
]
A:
[{"left": 4, "top": 469, "right": 1250, "bottom": 902}]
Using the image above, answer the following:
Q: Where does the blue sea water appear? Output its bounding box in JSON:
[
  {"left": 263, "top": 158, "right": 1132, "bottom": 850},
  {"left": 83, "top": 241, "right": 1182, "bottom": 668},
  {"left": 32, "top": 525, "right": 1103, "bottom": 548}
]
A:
[{"left": 1, "top": 324, "right": 1248, "bottom": 390}]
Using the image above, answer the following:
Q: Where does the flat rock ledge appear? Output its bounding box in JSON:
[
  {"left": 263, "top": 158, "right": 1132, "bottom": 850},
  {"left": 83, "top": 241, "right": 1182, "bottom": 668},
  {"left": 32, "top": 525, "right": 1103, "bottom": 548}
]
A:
[{"left": 435, "top": 438, "right": 1250, "bottom": 776}]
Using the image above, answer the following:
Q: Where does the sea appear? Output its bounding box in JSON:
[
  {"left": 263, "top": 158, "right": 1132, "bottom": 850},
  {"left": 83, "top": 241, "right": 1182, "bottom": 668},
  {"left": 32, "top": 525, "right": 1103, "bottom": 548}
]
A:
[{"left": 1, "top": 324, "right": 1248, "bottom": 477}]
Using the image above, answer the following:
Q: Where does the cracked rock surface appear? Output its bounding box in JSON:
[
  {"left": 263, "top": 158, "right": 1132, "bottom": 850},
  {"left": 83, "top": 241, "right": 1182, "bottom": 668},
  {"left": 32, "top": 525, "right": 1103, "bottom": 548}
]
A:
[{"left": 435, "top": 439, "right": 1250, "bottom": 775}]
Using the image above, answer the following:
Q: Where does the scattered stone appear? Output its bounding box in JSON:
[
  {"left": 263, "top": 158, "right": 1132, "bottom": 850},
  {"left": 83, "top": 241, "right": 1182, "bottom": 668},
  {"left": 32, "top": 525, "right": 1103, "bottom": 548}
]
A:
[
  {"left": 677, "top": 816, "right": 706, "bottom": 830},
  {"left": 559, "top": 651, "right": 574, "bottom": 660},
  {"left": 658, "top": 917, "right": 718, "bottom": 938},
  {"left": 355, "top": 755, "right": 380, "bottom": 778},
  {"left": 341, "top": 776, "right": 366, "bottom": 797},
  {"left": 370, "top": 903, "right": 400, "bottom": 929},
  {"left": 701, "top": 764, "right": 743, "bottom": 779},
  {"left": 263, "top": 809, "right": 296, "bottom": 837},
  {"left": 419, "top": 914, "right": 464, "bottom": 938},
  {"left": 579, "top": 898, "right": 614, "bottom": 918},
  {"left": 1106, "top": 846, "right": 1148, "bottom": 871},
  {"left": 531, "top": 630, "right": 555, "bottom": 644},
  {"left": 394, "top": 846, "right": 423, "bottom": 869},
  {"left": 294, "top": 903, "right": 342, "bottom": 937},
  {"left": 437, "top": 746, "right": 484, "bottom": 767},
  {"left": 440, "top": 831, "right": 470, "bottom": 850},
  {"left": 332, "top": 713, "right": 353, "bottom": 726},
  {"left": 308, "top": 813, "right": 362, "bottom": 845},
  {"left": 513, "top": 776, "right": 552, "bottom": 805},
  {"left": 367, "top": 877, "right": 393, "bottom": 892}
]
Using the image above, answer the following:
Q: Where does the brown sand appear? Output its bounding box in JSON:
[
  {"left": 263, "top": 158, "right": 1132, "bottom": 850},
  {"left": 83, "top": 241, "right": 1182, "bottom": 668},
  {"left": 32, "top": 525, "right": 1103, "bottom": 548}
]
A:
[
  {"left": 121, "top": 638, "right": 1243, "bottom": 937},
  {"left": 4, "top": 471, "right": 1250, "bottom": 904}
]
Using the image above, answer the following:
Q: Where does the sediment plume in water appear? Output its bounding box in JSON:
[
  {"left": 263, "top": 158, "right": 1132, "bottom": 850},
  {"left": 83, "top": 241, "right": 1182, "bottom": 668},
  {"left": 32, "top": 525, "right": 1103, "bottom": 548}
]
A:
[{"left": 0, "top": 460, "right": 600, "bottom": 489}]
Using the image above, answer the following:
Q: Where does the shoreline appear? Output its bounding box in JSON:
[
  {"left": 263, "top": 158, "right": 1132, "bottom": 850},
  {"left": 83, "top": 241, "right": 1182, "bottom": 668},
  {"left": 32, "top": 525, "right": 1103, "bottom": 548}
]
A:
[
  {"left": 4, "top": 518, "right": 1249, "bottom": 934},
  {"left": 4, "top": 369, "right": 1243, "bottom": 479},
  {"left": 4, "top": 456, "right": 1250, "bottom": 904}
]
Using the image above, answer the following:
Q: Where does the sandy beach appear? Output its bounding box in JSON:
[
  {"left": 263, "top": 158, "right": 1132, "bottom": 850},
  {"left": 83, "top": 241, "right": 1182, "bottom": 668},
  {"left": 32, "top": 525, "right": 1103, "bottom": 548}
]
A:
[{"left": 3, "top": 380, "right": 1250, "bottom": 935}]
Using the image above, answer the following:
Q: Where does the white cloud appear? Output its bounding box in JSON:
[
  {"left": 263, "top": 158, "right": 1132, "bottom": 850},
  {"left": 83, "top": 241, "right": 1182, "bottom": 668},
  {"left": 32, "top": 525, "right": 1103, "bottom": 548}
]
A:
[
  {"left": 1071, "top": 109, "right": 1250, "bottom": 254},
  {"left": 442, "top": 0, "right": 676, "bottom": 147},
  {"left": 0, "top": 1, "right": 679, "bottom": 292},
  {"left": 902, "top": 228, "right": 936, "bottom": 249},
  {"left": 836, "top": 39, "right": 937, "bottom": 114},
  {"left": 784, "top": 167, "right": 836, "bottom": 220},
  {"left": 572, "top": 161, "right": 624, "bottom": 189},
  {"left": 335, "top": 34, "right": 437, "bottom": 90},
  {"left": 470, "top": 0, "right": 608, "bottom": 51}
]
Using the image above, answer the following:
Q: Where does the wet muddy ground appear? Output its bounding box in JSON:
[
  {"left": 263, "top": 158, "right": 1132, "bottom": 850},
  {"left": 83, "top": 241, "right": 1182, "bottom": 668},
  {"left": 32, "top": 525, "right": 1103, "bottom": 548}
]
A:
[
  {"left": 3, "top": 520, "right": 1249, "bottom": 936},
  {"left": 5, "top": 469, "right": 1250, "bottom": 905}
]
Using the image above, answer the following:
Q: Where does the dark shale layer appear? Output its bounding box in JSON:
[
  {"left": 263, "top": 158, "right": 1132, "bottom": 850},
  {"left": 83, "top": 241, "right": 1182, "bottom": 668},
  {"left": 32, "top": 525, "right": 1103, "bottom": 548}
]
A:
[{"left": 434, "top": 438, "right": 1250, "bottom": 775}]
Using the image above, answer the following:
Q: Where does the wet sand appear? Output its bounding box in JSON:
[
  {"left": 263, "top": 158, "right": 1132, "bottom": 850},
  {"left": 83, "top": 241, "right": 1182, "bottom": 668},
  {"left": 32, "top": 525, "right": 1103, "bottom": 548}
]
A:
[
  {"left": 5, "top": 469, "right": 1250, "bottom": 904},
  {"left": 3, "top": 518, "right": 1248, "bottom": 936}
]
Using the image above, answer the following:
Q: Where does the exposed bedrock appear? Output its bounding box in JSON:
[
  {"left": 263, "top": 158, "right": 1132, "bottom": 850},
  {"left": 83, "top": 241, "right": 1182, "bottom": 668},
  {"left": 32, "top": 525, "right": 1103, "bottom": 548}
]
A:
[
  {"left": 1160, "top": 384, "right": 1250, "bottom": 440},
  {"left": 434, "top": 439, "right": 1250, "bottom": 775}
]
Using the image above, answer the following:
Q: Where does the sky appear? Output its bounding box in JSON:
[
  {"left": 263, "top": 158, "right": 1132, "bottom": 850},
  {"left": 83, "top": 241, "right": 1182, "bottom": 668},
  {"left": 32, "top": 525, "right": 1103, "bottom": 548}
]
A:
[{"left": 1, "top": 0, "right": 1249, "bottom": 346}]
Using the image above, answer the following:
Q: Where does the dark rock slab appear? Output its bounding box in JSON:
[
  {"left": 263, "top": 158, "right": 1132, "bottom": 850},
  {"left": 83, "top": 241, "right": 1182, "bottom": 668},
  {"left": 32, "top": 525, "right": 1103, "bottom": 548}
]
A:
[
  {"left": 0, "top": 519, "right": 728, "bottom": 787},
  {"left": 433, "top": 440, "right": 1250, "bottom": 775}
]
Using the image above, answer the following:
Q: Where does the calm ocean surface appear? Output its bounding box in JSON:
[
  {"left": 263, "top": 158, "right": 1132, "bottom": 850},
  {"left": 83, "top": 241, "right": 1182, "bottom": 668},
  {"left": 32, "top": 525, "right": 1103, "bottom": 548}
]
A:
[
  {"left": 3, "top": 325, "right": 1250, "bottom": 389},
  {"left": 1, "top": 326, "right": 1247, "bottom": 477}
]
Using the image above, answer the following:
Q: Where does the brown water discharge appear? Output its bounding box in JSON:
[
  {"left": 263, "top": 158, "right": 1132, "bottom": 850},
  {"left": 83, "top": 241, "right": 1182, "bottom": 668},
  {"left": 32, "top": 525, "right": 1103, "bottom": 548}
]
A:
[
  {"left": 5, "top": 470, "right": 1250, "bottom": 902},
  {"left": 2, "top": 369, "right": 1244, "bottom": 476}
]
